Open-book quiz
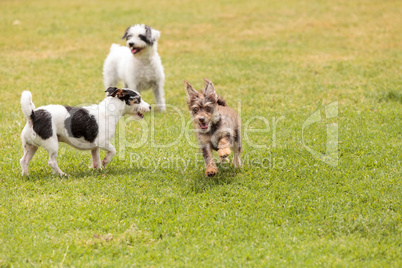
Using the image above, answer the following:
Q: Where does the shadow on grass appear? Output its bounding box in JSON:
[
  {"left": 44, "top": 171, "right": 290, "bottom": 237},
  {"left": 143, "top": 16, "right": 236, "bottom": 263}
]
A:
[
  {"left": 186, "top": 163, "right": 242, "bottom": 194},
  {"left": 379, "top": 90, "right": 402, "bottom": 104},
  {"left": 21, "top": 164, "right": 198, "bottom": 180},
  {"left": 20, "top": 165, "right": 150, "bottom": 181},
  {"left": 63, "top": 165, "right": 160, "bottom": 179},
  {"left": 19, "top": 160, "right": 242, "bottom": 186}
]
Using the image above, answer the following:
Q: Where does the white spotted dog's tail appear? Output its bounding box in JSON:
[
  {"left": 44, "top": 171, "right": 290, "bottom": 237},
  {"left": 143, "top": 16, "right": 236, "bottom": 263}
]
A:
[{"left": 21, "top": 91, "right": 35, "bottom": 121}]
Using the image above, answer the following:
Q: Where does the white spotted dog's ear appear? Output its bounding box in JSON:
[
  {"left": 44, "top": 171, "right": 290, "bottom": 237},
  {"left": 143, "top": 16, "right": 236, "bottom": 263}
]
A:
[
  {"left": 105, "top": 87, "right": 122, "bottom": 97},
  {"left": 204, "top": 79, "right": 217, "bottom": 102},
  {"left": 151, "top": 28, "right": 160, "bottom": 41},
  {"left": 184, "top": 80, "right": 198, "bottom": 98}
]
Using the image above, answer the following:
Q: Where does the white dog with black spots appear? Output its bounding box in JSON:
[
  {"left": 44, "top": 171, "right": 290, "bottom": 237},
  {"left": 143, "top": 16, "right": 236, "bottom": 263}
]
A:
[{"left": 20, "top": 88, "right": 151, "bottom": 176}]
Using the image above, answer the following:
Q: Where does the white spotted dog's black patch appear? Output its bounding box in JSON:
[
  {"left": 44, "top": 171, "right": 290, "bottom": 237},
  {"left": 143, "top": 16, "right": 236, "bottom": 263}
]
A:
[
  {"left": 105, "top": 87, "right": 119, "bottom": 96},
  {"left": 19, "top": 89, "right": 152, "bottom": 177},
  {"left": 64, "top": 106, "right": 98, "bottom": 143},
  {"left": 121, "top": 90, "right": 141, "bottom": 105},
  {"left": 31, "top": 109, "right": 53, "bottom": 140},
  {"left": 106, "top": 87, "right": 142, "bottom": 105}
]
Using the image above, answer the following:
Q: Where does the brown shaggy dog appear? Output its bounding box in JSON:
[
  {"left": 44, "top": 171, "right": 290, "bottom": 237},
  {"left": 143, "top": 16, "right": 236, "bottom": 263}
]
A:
[{"left": 185, "top": 79, "right": 241, "bottom": 177}]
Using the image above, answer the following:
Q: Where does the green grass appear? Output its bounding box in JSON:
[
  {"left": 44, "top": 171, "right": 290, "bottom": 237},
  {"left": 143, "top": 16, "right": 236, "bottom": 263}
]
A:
[{"left": 1, "top": 0, "right": 401, "bottom": 266}]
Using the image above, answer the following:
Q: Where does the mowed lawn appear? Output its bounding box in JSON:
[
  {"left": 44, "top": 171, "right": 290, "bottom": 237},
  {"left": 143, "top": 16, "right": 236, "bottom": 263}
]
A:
[{"left": 0, "top": 0, "right": 401, "bottom": 266}]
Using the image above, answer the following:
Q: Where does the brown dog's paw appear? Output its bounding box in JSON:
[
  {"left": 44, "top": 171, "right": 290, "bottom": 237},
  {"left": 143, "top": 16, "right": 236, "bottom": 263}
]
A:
[
  {"left": 220, "top": 156, "right": 230, "bottom": 163},
  {"left": 205, "top": 167, "right": 217, "bottom": 177},
  {"left": 218, "top": 147, "right": 231, "bottom": 159}
]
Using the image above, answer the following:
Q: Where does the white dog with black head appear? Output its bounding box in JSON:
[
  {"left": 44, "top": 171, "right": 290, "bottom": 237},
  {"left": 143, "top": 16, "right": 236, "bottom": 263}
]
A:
[
  {"left": 103, "top": 24, "right": 166, "bottom": 111},
  {"left": 20, "top": 87, "right": 151, "bottom": 176}
]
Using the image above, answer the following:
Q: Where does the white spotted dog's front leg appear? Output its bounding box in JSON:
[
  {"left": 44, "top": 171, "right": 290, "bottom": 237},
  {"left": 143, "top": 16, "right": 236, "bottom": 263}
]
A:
[
  {"left": 153, "top": 82, "right": 166, "bottom": 112},
  {"left": 101, "top": 144, "right": 116, "bottom": 167},
  {"left": 91, "top": 148, "right": 101, "bottom": 169},
  {"left": 48, "top": 152, "right": 67, "bottom": 177},
  {"left": 43, "top": 139, "right": 67, "bottom": 177}
]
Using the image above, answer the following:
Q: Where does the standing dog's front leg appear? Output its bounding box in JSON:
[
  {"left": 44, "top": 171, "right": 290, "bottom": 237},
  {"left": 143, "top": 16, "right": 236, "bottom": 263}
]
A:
[
  {"left": 101, "top": 144, "right": 116, "bottom": 167},
  {"left": 202, "top": 145, "right": 217, "bottom": 177},
  {"left": 153, "top": 82, "right": 166, "bottom": 112}
]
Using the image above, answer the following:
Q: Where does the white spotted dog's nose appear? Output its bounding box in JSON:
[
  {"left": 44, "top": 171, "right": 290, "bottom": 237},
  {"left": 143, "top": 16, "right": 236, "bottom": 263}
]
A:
[{"left": 140, "top": 100, "right": 151, "bottom": 112}]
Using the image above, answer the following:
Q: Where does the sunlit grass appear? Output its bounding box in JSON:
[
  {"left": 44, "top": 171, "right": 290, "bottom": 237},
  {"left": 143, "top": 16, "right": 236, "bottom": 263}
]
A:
[{"left": 0, "top": 0, "right": 401, "bottom": 266}]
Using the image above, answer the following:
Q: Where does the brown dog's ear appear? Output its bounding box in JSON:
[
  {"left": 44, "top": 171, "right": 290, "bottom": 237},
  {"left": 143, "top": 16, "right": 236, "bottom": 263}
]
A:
[
  {"left": 204, "top": 79, "right": 217, "bottom": 102},
  {"left": 204, "top": 79, "right": 215, "bottom": 94},
  {"left": 105, "top": 87, "right": 123, "bottom": 97},
  {"left": 184, "top": 80, "right": 198, "bottom": 98}
]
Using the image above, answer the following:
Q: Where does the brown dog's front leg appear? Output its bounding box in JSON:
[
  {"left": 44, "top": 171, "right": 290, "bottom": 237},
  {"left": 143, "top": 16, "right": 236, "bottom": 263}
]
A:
[
  {"left": 202, "top": 146, "right": 217, "bottom": 177},
  {"left": 217, "top": 137, "right": 231, "bottom": 161}
]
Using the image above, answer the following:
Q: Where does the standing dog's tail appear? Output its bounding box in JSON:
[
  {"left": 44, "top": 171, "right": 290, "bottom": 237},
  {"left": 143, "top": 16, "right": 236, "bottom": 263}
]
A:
[{"left": 21, "top": 91, "right": 36, "bottom": 121}]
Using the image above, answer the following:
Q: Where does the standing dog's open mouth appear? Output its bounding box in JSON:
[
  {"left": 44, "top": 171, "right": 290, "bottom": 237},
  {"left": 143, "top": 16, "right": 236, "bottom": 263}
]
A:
[
  {"left": 137, "top": 111, "right": 144, "bottom": 118},
  {"left": 131, "top": 47, "right": 144, "bottom": 54}
]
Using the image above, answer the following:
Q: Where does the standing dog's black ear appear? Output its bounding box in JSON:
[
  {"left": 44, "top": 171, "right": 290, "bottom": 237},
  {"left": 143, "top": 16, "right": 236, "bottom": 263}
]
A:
[
  {"left": 121, "top": 26, "right": 131, "bottom": 40},
  {"left": 138, "top": 25, "right": 154, "bottom": 45},
  {"left": 105, "top": 87, "right": 120, "bottom": 97},
  {"left": 145, "top": 25, "right": 153, "bottom": 45}
]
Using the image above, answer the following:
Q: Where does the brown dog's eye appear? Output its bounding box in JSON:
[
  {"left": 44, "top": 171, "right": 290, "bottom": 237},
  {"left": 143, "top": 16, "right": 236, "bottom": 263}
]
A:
[
  {"left": 205, "top": 106, "right": 213, "bottom": 113},
  {"left": 192, "top": 107, "right": 199, "bottom": 114}
]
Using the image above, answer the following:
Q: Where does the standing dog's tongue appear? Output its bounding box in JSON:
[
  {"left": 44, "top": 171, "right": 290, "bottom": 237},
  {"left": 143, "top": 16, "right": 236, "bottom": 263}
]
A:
[{"left": 131, "top": 48, "right": 139, "bottom": 54}]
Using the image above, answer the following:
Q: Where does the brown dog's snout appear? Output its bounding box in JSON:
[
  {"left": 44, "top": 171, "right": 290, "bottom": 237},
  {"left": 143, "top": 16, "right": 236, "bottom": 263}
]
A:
[{"left": 199, "top": 116, "right": 205, "bottom": 123}]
